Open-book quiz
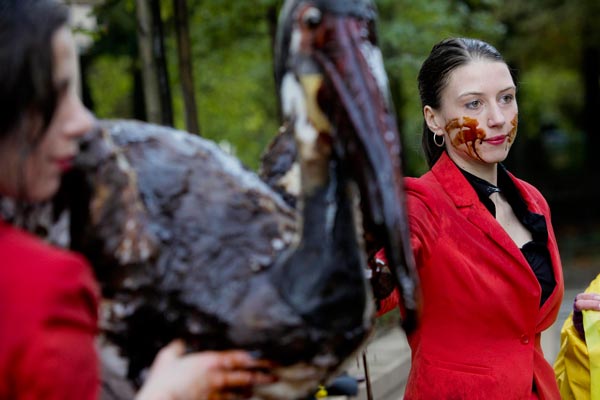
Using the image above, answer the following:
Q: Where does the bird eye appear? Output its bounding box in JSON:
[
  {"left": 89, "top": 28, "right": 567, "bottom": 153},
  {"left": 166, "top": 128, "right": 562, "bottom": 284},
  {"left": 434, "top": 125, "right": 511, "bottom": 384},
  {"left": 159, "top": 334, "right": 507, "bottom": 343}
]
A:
[{"left": 302, "top": 7, "right": 322, "bottom": 28}]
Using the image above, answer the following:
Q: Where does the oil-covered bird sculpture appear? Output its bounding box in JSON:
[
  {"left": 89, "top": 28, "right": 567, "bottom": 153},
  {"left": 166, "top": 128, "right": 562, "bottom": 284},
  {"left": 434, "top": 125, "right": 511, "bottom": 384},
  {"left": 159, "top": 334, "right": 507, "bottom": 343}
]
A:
[{"left": 1, "top": 0, "right": 419, "bottom": 398}]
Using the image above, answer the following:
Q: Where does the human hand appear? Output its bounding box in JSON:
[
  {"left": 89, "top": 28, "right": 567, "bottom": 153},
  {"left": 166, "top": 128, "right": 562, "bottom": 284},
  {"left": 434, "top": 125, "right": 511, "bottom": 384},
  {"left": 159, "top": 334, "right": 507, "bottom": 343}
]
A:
[
  {"left": 574, "top": 292, "right": 600, "bottom": 312},
  {"left": 135, "top": 340, "right": 277, "bottom": 400}
]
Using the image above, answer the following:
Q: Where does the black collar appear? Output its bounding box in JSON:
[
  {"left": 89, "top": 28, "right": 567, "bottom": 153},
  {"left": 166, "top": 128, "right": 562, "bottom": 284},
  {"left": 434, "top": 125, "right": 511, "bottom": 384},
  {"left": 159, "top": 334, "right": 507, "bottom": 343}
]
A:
[{"left": 460, "top": 165, "right": 548, "bottom": 243}]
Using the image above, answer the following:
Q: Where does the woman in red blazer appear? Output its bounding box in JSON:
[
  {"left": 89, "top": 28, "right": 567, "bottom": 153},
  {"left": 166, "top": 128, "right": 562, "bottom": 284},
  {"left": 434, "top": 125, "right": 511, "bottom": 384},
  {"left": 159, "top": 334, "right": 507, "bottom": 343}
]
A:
[
  {"left": 0, "top": 1, "right": 273, "bottom": 399},
  {"left": 375, "top": 38, "right": 564, "bottom": 399}
]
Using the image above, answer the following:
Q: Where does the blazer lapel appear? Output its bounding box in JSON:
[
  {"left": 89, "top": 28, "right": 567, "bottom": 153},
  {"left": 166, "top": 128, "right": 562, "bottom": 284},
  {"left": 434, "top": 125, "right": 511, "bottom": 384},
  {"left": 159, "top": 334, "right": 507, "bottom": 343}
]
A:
[
  {"left": 510, "top": 174, "right": 565, "bottom": 320},
  {"left": 431, "top": 152, "right": 532, "bottom": 269}
]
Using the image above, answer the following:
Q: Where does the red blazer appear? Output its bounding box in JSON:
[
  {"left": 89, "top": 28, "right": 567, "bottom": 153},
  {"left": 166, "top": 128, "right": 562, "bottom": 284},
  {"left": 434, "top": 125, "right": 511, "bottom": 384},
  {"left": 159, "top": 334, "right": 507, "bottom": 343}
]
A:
[
  {"left": 380, "top": 152, "right": 564, "bottom": 399},
  {"left": 0, "top": 220, "right": 100, "bottom": 399}
]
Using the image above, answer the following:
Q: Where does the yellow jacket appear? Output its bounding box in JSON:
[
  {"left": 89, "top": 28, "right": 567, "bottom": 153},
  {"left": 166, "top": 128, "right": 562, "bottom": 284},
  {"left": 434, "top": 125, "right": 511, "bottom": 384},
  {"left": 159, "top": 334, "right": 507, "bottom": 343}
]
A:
[{"left": 554, "top": 274, "right": 600, "bottom": 400}]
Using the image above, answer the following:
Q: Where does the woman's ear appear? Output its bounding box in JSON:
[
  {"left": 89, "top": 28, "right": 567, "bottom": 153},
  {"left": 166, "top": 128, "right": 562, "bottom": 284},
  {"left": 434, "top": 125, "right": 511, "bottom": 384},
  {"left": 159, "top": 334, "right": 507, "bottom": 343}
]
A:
[{"left": 424, "top": 106, "right": 443, "bottom": 135}]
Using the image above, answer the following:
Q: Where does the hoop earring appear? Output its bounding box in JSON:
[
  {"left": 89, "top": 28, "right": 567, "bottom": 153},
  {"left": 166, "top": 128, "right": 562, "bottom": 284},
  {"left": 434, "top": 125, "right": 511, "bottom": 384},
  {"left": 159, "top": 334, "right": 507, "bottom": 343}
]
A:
[{"left": 433, "top": 132, "right": 445, "bottom": 147}]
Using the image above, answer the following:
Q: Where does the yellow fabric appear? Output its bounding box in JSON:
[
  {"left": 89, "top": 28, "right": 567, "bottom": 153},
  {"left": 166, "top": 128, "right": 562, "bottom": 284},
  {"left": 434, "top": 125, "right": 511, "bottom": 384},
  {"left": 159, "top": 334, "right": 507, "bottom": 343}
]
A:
[
  {"left": 585, "top": 276, "right": 600, "bottom": 399},
  {"left": 554, "top": 311, "right": 591, "bottom": 399},
  {"left": 554, "top": 274, "right": 600, "bottom": 400}
]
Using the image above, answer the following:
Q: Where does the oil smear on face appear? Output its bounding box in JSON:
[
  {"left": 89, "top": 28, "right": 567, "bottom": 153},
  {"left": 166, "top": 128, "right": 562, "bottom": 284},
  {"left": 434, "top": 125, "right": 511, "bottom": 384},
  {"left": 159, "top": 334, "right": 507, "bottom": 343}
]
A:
[
  {"left": 507, "top": 115, "right": 518, "bottom": 144},
  {"left": 445, "top": 116, "right": 486, "bottom": 161}
]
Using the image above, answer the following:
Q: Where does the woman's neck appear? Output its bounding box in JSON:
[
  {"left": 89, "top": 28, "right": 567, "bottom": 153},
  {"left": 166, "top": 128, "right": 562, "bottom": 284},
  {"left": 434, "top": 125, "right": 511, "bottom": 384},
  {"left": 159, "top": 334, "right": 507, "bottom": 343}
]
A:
[{"left": 448, "top": 154, "right": 498, "bottom": 185}]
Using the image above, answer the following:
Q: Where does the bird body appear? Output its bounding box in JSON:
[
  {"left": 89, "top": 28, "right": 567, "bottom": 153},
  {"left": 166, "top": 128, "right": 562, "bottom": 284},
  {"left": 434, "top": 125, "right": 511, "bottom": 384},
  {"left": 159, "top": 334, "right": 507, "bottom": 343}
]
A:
[{"left": 59, "top": 118, "right": 374, "bottom": 398}]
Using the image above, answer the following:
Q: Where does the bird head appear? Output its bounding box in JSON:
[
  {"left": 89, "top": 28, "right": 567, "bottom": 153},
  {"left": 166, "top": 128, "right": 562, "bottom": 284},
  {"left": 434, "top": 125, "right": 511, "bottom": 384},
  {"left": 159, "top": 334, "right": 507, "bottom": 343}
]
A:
[{"left": 274, "top": 0, "right": 418, "bottom": 331}]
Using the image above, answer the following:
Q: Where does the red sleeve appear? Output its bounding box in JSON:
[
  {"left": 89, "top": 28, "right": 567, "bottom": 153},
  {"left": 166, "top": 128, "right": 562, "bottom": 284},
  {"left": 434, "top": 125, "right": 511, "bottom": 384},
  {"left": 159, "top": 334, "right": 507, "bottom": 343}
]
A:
[{"left": 9, "top": 249, "right": 100, "bottom": 400}]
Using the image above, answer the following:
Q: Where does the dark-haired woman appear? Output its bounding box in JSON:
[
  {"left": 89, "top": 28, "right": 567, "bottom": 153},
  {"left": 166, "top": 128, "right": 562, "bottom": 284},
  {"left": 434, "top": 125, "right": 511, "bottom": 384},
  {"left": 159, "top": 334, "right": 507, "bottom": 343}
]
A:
[
  {"left": 0, "top": 1, "right": 273, "bottom": 399},
  {"left": 375, "top": 38, "right": 563, "bottom": 399}
]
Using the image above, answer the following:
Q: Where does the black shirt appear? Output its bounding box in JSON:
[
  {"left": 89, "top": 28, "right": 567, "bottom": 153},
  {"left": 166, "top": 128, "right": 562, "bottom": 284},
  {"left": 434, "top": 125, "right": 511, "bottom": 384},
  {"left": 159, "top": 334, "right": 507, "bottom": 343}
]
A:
[{"left": 461, "top": 166, "right": 556, "bottom": 306}]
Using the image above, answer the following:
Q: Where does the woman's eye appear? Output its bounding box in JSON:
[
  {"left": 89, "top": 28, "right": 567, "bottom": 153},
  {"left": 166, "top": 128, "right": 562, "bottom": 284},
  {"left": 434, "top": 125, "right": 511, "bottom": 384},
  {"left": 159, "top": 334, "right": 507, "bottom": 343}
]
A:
[
  {"left": 465, "top": 100, "right": 481, "bottom": 110},
  {"left": 500, "top": 94, "right": 514, "bottom": 104}
]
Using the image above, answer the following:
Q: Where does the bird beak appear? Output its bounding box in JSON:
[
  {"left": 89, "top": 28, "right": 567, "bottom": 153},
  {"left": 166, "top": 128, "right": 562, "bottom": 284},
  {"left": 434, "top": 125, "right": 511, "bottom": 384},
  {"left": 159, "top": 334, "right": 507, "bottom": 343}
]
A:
[{"left": 279, "top": 4, "right": 419, "bottom": 332}]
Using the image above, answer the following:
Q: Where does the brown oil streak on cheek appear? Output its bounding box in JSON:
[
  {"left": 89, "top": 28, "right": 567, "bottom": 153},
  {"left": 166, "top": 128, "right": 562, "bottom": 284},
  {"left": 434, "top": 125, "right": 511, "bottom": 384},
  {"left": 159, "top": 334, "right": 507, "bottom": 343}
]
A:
[
  {"left": 446, "top": 116, "right": 486, "bottom": 161},
  {"left": 507, "top": 115, "right": 518, "bottom": 144}
]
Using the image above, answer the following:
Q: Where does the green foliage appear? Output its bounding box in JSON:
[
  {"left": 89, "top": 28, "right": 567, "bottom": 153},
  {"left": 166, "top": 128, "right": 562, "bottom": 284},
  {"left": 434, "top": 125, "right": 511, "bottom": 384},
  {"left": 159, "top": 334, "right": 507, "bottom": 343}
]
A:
[
  {"left": 189, "top": 36, "right": 278, "bottom": 168},
  {"left": 90, "top": 0, "right": 138, "bottom": 56},
  {"left": 517, "top": 66, "right": 585, "bottom": 172},
  {"left": 87, "top": 55, "right": 135, "bottom": 118},
  {"left": 495, "top": 0, "right": 582, "bottom": 70},
  {"left": 518, "top": 67, "right": 582, "bottom": 137},
  {"left": 171, "top": 0, "right": 281, "bottom": 168}
]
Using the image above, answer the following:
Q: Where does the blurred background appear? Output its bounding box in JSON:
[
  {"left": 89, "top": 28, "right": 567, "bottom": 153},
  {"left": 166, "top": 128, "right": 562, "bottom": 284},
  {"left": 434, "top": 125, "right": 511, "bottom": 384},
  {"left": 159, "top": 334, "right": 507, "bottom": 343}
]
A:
[{"left": 64, "top": 0, "right": 600, "bottom": 289}]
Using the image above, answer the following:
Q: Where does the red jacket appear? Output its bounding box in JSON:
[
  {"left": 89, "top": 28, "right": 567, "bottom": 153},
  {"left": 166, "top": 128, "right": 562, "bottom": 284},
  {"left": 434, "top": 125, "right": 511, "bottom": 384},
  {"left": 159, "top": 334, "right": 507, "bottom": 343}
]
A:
[
  {"left": 0, "top": 219, "right": 100, "bottom": 399},
  {"left": 380, "top": 152, "right": 564, "bottom": 399}
]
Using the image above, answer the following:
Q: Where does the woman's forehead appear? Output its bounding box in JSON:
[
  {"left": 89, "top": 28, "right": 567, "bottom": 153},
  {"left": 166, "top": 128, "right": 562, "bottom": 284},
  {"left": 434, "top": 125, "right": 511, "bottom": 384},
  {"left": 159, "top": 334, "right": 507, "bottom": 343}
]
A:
[{"left": 445, "top": 60, "right": 514, "bottom": 96}]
